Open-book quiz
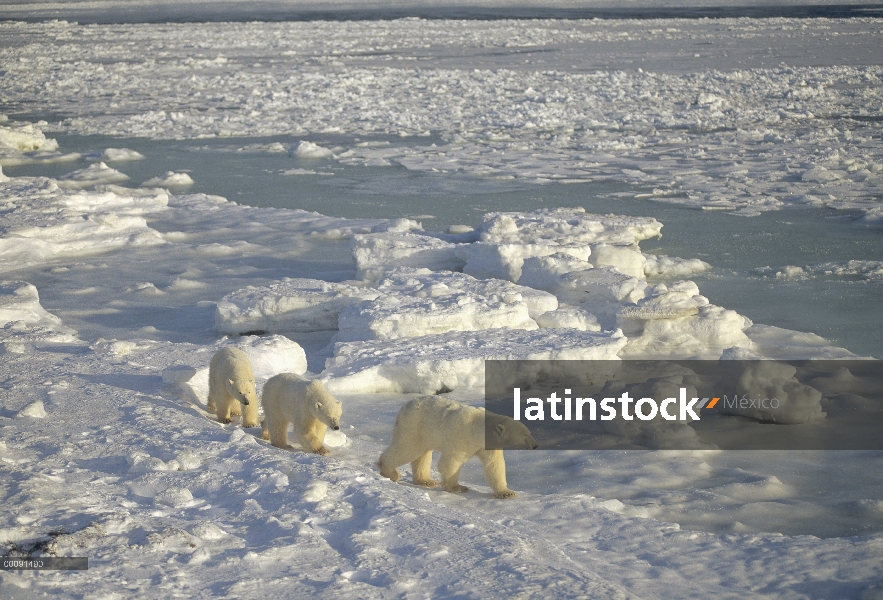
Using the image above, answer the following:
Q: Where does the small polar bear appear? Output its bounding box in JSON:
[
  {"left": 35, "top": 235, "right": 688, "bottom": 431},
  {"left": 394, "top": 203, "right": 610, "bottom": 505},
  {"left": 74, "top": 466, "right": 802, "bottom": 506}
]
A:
[
  {"left": 260, "top": 373, "right": 342, "bottom": 456},
  {"left": 207, "top": 347, "right": 259, "bottom": 428},
  {"left": 378, "top": 396, "right": 538, "bottom": 499}
]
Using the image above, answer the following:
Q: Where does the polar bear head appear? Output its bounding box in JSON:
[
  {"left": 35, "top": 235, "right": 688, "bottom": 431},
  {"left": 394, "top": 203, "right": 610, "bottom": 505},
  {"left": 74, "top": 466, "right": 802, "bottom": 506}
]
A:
[
  {"left": 306, "top": 380, "right": 342, "bottom": 430},
  {"left": 226, "top": 377, "right": 257, "bottom": 406},
  {"left": 486, "top": 412, "right": 538, "bottom": 450}
]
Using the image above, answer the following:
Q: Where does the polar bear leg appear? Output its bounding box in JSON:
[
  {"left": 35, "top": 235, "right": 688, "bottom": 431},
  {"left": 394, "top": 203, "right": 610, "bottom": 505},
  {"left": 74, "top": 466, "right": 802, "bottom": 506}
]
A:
[
  {"left": 229, "top": 401, "right": 241, "bottom": 417},
  {"left": 215, "top": 392, "right": 235, "bottom": 424},
  {"left": 241, "top": 399, "right": 260, "bottom": 428},
  {"left": 206, "top": 379, "right": 219, "bottom": 414},
  {"left": 378, "top": 443, "right": 422, "bottom": 483},
  {"left": 410, "top": 451, "right": 437, "bottom": 487},
  {"left": 296, "top": 417, "right": 329, "bottom": 456},
  {"left": 438, "top": 452, "right": 470, "bottom": 493},
  {"left": 267, "top": 416, "right": 290, "bottom": 448},
  {"left": 477, "top": 449, "right": 515, "bottom": 499}
]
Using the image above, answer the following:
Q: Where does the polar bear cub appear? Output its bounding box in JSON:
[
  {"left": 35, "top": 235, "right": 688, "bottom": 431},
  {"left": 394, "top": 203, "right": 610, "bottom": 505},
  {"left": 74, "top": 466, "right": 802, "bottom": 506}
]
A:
[
  {"left": 261, "top": 373, "right": 342, "bottom": 455},
  {"left": 378, "top": 396, "right": 538, "bottom": 499},
  {"left": 207, "top": 347, "right": 259, "bottom": 428}
]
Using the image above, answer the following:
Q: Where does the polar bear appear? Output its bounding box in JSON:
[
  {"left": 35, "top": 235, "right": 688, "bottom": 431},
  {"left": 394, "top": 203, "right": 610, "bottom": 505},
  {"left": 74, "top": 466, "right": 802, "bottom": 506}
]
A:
[
  {"left": 378, "top": 396, "right": 538, "bottom": 499},
  {"left": 207, "top": 347, "right": 259, "bottom": 427},
  {"left": 260, "top": 373, "right": 342, "bottom": 455}
]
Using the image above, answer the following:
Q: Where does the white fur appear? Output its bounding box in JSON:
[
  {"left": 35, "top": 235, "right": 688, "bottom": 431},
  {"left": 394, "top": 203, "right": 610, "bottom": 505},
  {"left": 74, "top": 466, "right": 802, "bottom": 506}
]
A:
[
  {"left": 378, "top": 396, "right": 537, "bottom": 499},
  {"left": 260, "top": 373, "right": 342, "bottom": 455},
  {"left": 207, "top": 347, "right": 259, "bottom": 427}
]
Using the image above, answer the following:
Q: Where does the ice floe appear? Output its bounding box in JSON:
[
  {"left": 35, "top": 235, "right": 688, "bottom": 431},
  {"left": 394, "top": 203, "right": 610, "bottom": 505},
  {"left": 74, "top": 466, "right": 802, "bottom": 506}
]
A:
[
  {"left": 215, "top": 278, "right": 379, "bottom": 335},
  {"left": 352, "top": 230, "right": 464, "bottom": 280},
  {"left": 336, "top": 268, "right": 556, "bottom": 341},
  {"left": 142, "top": 171, "right": 195, "bottom": 189},
  {"left": 56, "top": 162, "right": 130, "bottom": 189},
  {"left": 458, "top": 208, "right": 662, "bottom": 282},
  {"left": 292, "top": 140, "right": 334, "bottom": 159},
  {"left": 754, "top": 260, "right": 883, "bottom": 281},
  {"left": 0, "top": 177, "right": 168, "bottom": 273},
  {"left": 0, "top": 121, "right": 80, "bottom": 166},
  {"left": 322, "top": 327, "right": 628, "bottom": 394}
]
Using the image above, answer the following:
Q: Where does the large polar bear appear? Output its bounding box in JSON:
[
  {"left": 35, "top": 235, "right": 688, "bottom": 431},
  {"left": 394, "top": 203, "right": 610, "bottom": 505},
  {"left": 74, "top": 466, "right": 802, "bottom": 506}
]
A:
[
  {"left": 261, "top": 373, "right": 342, "bottom": 455},
  {"left": 378, "top": 396, "right": 538, "bottom": 499},
  {"left": 207, "top": 347, "right": 259, "bottom": 428}
]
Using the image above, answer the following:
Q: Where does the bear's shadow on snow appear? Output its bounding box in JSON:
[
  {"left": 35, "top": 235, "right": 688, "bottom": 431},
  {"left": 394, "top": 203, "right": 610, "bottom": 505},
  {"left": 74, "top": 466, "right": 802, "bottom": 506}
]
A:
[
  {"left": 75, "top": 372, "right": 163, "bottom": 394},
  {"left": 74, "top": 455, "right": 130, "bottom": 474}
]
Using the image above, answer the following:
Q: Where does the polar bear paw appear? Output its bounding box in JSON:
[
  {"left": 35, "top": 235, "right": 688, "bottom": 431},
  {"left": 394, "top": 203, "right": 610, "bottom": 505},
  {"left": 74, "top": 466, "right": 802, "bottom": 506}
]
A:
[
  {"left": 493, "top": 490, "right": 517, "bottom": 499},
  {"left": 445, "top": 484, "right": 469, "bottom": 494}
]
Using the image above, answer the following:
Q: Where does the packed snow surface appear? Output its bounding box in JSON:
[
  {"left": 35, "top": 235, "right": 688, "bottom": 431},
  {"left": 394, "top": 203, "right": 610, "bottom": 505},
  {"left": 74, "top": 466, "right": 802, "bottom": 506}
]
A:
[{"left": 1, "top": 12, "right": 882, "bottom": 600}]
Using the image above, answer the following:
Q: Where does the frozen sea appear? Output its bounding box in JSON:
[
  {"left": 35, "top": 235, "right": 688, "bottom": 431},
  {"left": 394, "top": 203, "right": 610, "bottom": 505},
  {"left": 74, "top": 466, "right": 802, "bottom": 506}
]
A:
[{"left": 1, "top": 4, "right": 883, "bottom": 599}]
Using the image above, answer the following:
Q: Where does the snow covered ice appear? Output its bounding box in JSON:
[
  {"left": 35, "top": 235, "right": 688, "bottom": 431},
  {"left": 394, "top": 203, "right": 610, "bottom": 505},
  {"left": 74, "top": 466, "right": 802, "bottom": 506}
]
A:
[{"left": 1, "top": 5, "right": 883, "bottom": 599}]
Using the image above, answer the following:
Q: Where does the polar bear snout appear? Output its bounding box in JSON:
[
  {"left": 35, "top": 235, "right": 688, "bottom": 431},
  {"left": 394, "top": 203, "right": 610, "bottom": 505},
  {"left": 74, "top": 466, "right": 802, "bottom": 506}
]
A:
[{"left": 333, "top": 425, "right": 340, "bottom": 430}]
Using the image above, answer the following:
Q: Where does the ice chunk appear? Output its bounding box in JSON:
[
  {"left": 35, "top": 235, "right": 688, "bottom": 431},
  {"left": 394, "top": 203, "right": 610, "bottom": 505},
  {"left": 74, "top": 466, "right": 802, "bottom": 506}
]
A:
[
  {"left": 457, "top": 208, "right": 661, "bottom": 282},
  {"left": 517, "top": 253, "right": 594, "bottom": 292},
  {"left": 100, "top": 148, "right": 145, "bottom": 162},
  {"left": 322, "top": 328, "right": 627, "bottom": 394},
  {"left": 0, "top": 122, "right": 58, "bottom": 152},
  {"left": 621, "top": 305, "right": 752, "bottom": 359},
  {"left": 618, "top": 281, "right": 709, "bottom": 334},
  {"left": 0, "top": 281, "right": 70, "bottom": 332},
  {"left": 379, "top": 268, "right": 557, "bottom": 319},
  {"left": 644, "top": 254, "right": 711, "bottom": 277},
  {"left": 0, "top": 122, "right": 77, "bottom": 166},
  {"left": 809, "top": 367, "right": 883, "bottom": 397},
  {"left": 352, "top": 232, "right": 464, "bottom": 280},
  {"left": 588, "top": 243, "right": 647, "bottom": 279},
  {"left": 291, "top": 141, "right": 333, "bottom": 159},
  {"left": 155, "top": 487, "right": 194, "bottom": 507},
  {"left": 16, "top": 400, "right": 46, "bottom": 419},
  {"left": 801, "top": 166, "right": 840, "bottom": 183},
  {"left": 557, "top": 266, "right": 649, "bottom": 305},
  {"left": 478, "top": 208, "right": 663, "bottom": 246},
  {"left": 744, "top": 324, "right": 861, "bottom": 360},
  {"left": 713, "top": 361, "right": 825, "bottom": 424},
  {"left": 755, "top": 261, "right": 883, "bottom": 281},
  {"left": 215, "top": 278, "right": 379, "bottom": 335},
  {"left": 236, "top": 335, "right": 308, "bottom": 381},
  {"left": 338, "top": 290, "right": 533, "bottom": 341},
  {"left": 56, "top": 162, "right": 130, "bottom": 190},
  {"left": 337, "top": 268, "right": 556, "bottom": 341},
  {"left": 535, "top": 306, "right": 601, "bottom": 331},
  {"left": 457, "top": 240, "right": 590, "bottom": 282},
  {"left": 142, "top": 171, "right": 194, "bottom": 189}
]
